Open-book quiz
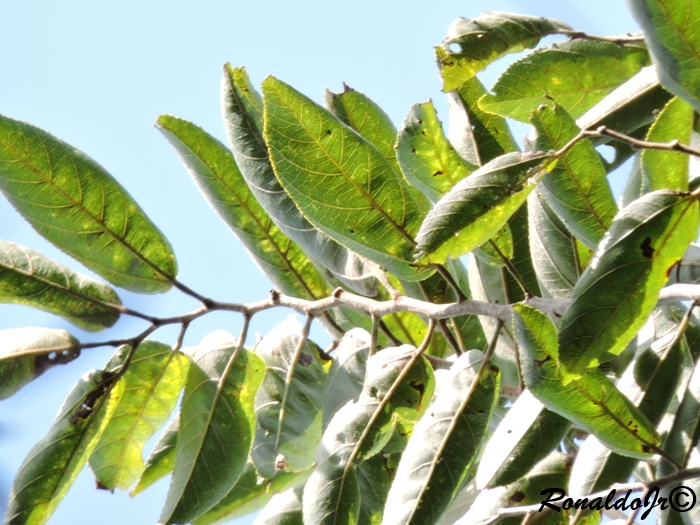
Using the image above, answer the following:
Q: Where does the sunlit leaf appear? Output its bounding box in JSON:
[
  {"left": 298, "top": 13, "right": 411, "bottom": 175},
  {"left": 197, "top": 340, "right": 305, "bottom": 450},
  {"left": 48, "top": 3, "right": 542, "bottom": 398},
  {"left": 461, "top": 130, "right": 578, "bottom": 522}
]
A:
[
  {"left": 160, "top": 331, "right": 265, "bottom": 524},
  {"left": 479, "top": 39, "right": 649, "bottom": 122},
  {"left": 157, "top": 114, "right": 332, "bottom": 301},
  {"left": 89, "top": 342, "right": 188, "bottom": 491},
  {"left": 629, "top": 0, "right": 700, "bottom": 112},
  {"left": 262, "top": 76, "right": 430, "bottom": 282},
  {"left": 0, "top": 328, "right": 79, "bottom": 400},
  {"left": 4, "top": 368, "right": 121, "bottom": 525},
  {"left": 476, "top": 389, "right": 570, "bottom": 489},
  {"left": 252, "top": 318, "right": 330, "bottom": 480},
  {"left": 436, "top": 12, "right": 571, "bottom": 91},
  {"left": 0, "top": 240, "right": 121, "bottom": 331},
  {"left": 415, "top": 151, "right": 549, "bottom": 264},
  {"left": 0, "top": 114, "right": 177, "bottom": 293},
  {"left": 382, "top": 351, "right": 500, "bottom": 525},
  {"left": 254, "top": 486, "right": 304, "bottom": 525},
  {"left": 221, "top": 65, "right": 375, "bottom": 294},
  {"left": 530, "top": 101, "right": 617, "bottom": 249},
  {"left": 396, "top": 100, "right": 476, "bottom": 202},
  {"left": 641, "top": 96, "right": 694, "bottom": 191},
  {"left": 513, "top": 304, "right": 659, "bottom": 458},
  {"left": 131, "top": 415, "right": 179, "bottom": 496},
  {"left": 558, "top": 190, "right": 699, "bottom": 374}
]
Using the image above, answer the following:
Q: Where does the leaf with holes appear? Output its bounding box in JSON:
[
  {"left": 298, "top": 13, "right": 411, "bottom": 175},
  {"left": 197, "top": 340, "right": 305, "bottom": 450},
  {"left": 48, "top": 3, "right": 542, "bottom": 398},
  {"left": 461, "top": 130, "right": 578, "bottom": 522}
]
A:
[
  {"left": 158, "top": 114, "right": 332, "bottom": 301},
  {"left": 4, "top": 368, "right": 121, "bottom": 525},
  {"left": 0, "top": 328, "right": 80, "bottom": 400},
  {"left": 262, "top": 76, "right": 430, "bottom": 281},
  {"left": 530, "top": 101, "right": 617, "bottom": 249},
  {"left": 641, "top": 97, "right": 694, "bottom": 192},
  {"left": 302, "top": 346, "right": 434, "bottom": 525},
  {"left": 513, "top": 304, "right": 659, "bottom": 458},
  {"left": 629, "top": 0, "right": 700, "bottom": 112},
  {"left": 89, "top": 342, "right": 188, "bottom": 491},
  {"left": 479, "top": 39, "right": 650, "bottom": 122},
  {"left": 0, "top": 240, "right": 121, "bottom": 331},
  {"left": 414, "top": 151, "right": 549, "bottom": 264},
  {"left": 221, "top": 65, "right": 375, "bottom": 294},
  {"left": 436, "top": 12, "right": 571, "bottom": 91},
  {"left": 0, "top": 114, "right": 177, "bottom": 293},
  {"left": 382, "top": 351, "right": 500, "bottom": 525},
  {"left": 397, "top": 100, "right": 477, "bottom": 202},
  {"left": 159, "top": 331, "right": 265, "bottom": 524},
  {"left": 558, "top": 190, "right": 699, "bottom": 374},
  {"left": 252, "top": 318, "right": 330, "bottom": 480}
]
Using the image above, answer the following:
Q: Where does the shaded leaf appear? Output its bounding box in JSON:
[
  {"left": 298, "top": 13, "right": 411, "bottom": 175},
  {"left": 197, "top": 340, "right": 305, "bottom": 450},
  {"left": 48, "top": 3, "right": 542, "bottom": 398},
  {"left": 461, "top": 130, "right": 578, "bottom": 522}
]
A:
[
  {"left": 641, "top": 96, "right": 694, "bottom": 191},
  {"left": 0, "top": 240, "right": 121, "bottom": 331},
  {"left": 436, "top": 12, "right": 571, "bottom": 91},
  {"left": 530, "top": 102, "right": 617, "bottom": 249},
  {"left": 89, "top": 342, "right": 188, "bottom": 491},
  {"left": 0, "top": 114, "right": 177, "bottom": 293},
  {"left": 4, "top": 368, "right": 121, "bottom": 525},
  {"left": 252, "top": 318, "right": 330, "bottom": 480},
  {"left": 629, "top": 0, "right": 700, "bottom": 112},
  {"left": 527, "top": 191, "right": 585, "bottom": 298},
  {"left": 382, "top": 351, "right": 500, "bottom": 525},
  {"left": 415, "top": 151, "right": 549, "bottom": 265},
  {"left": 221, "top": 65, "right": 375, "bottom": 294},
  {"left": 0, "top": 328, "right": 79, "bottom": 400},
  {"left": 160, "top": 331, "right": 265, "bottom": 524},
  {"left": 479, "top": 39, "right": 649, "bottom": 122},
  {"left": 513, "top": 304, "right": 659, "bottom": 458},
  {"left": 396, "top": 100, "right": 476, "bottom": 202},
  {"left": 194, "top": 463, "right": 306, "bottom": 525},
  {"left": 558, "top": 190, "right": 699, "bottom": 374},
  {"left": 302, "top": 346, "right": 434, "bottom": 525},
  {"left": 253, "top": 486, "right": 304, "bottom": 525},
  {"left": 131, "top": 415, "right": 179, "bottom": 496},
  {"left": 476, "top": 390, "right": 570, "bottom": 489},
  {"left": 262, "top": 76, "right": 430, "bottom": 281},
  {"left": 158, "top": 115, "right": 334, "bottom": 302}
]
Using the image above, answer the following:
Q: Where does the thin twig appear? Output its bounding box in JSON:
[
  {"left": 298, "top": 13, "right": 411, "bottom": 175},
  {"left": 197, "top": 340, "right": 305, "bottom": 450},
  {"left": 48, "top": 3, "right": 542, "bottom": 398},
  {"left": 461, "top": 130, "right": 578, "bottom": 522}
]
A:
[{"left": 558, "top": 30, "right": 645, "bottom": 45}]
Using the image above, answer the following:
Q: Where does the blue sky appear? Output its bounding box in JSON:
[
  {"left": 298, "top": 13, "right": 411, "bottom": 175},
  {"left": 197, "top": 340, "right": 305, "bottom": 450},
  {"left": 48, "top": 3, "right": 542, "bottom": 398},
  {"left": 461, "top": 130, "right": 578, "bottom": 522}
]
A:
[{"left": 0, "top": 2, "right": 641, "bottom": 524}]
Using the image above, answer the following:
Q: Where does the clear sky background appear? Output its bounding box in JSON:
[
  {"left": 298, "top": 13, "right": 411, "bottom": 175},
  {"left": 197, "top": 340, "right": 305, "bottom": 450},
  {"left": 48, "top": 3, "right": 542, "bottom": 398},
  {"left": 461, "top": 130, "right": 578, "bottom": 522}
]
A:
[{"left": 0, "top": 2, "right": 642, "bottom": 524}]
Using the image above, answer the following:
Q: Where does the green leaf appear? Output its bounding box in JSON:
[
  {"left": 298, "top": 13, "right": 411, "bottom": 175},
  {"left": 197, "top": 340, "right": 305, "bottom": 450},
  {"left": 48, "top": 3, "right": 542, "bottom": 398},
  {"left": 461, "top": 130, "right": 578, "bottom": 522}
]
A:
[
  {"left": 193, "top": 463, "right": 306, "bottom": 525},
  {"left": 558, "top": 190, "right": 699, "bottom": 374},
  {"left": 89, "top": 342, "right": 188, "bottom": 491},
  {"left": 325, "top": 85, "right": 398, "bottom": 168},
  {"left": 396, "top": 100, "right": 477, "bottom": 202},
  {"left": 131, "top": 415, "right": 179, "bottom": 496},
  {"left": 513, "top": 304, "right": 660, "bottom": 458},
  {"left": 436, "top": 12, "right": 571, "bottom": 91},
  {"left": 160, "top": 331, "right": 265, "bottom": 524},
  {"left": 444, "top": 75, "right": 519, "bottom": 165},
  {"left": 629, "top": 0, "right": 700, "bottom": 112},
  {"left": 530, "top": 102, "right": 617, "bottom": 249},
  {"left": 262, "top": 76, "right": 430, "bottom": 281},
  {"left": 252, "top": 318, "right": 330, "bottom": 480},
  {"left": 527, "top": 191, "right": 585, "bottom": 298},
  {"left": 0, "top": 328, "right": 80, "bottom": 400},
  {"left": 0, "top": 114, "right": 177, "bottom": 293},
  {"left": 479, "top": 39, "right": 650, "bottom": 122},
  {"left": 221, "top": 65, "right": 375, "bottom": 294},
  {"left": 4, "top": 368, "right": 121, "bottom": 525},
  {"left": 641, "top": 96, "right": 694, "bottom": 191},
  {"left": 157, "top": 114, "right": 332, "bottom": 301},
  {"left": 414, "top": 151, "right": 549, "bottom": 264},
  {"left": 382, "top": 351, "right": 500, "bottom": 525},
  {"left": 302, "top": 346, "right": 434, "bottom": 525},
  {"left": 0, "top": 239, "right": 121, "bottom": 331},
  {"left": 475, "top": 390, "right": 570, "bottom": 489}
]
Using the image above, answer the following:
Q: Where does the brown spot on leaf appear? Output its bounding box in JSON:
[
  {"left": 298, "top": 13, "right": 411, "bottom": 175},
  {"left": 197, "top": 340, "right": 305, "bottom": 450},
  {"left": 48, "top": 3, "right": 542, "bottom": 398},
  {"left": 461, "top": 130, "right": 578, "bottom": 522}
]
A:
[
  {"left": 640, "top": 237, "right": 654, "bottom": 258},
  {"left": 432, "top": 170, "right": 444, "bottom": 177}
]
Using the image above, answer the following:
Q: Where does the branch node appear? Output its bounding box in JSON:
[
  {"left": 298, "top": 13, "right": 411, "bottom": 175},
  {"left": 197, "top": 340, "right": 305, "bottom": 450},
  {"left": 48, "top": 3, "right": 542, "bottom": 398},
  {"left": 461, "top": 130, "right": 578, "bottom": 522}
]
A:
[
  {"left": 332, "top": 287, "right": 344, "bottom": 299},
  {"left": 269, "top": 289, "right": 281, "bottom": 303}
]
